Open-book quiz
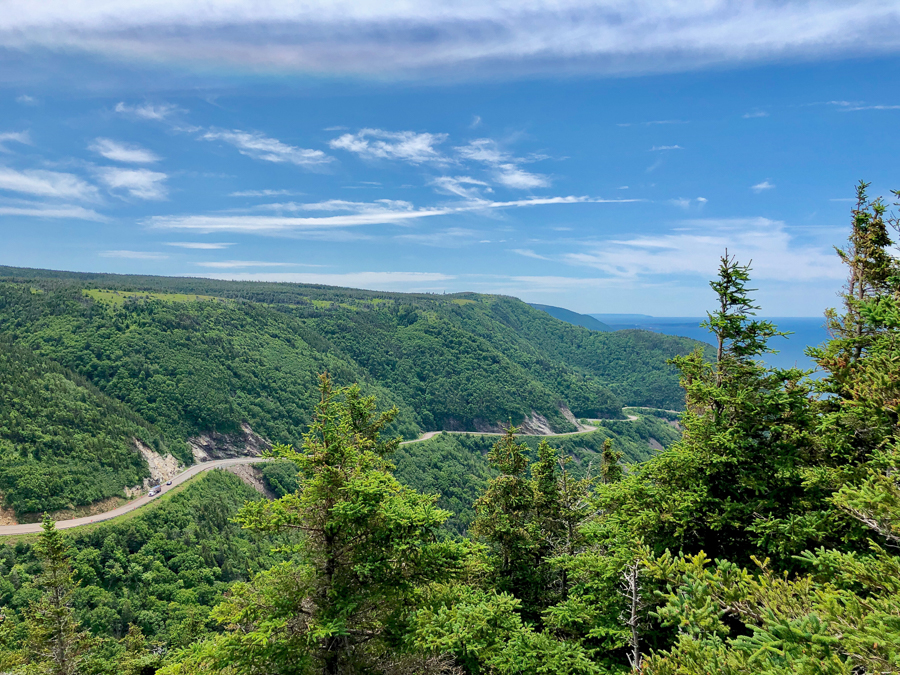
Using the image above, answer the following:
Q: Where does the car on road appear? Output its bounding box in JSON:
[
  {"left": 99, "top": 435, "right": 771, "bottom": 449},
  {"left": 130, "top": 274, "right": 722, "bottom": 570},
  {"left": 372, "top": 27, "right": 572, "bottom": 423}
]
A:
[{"left": 166, "top": 480, "right": 172, "bottom": 485}]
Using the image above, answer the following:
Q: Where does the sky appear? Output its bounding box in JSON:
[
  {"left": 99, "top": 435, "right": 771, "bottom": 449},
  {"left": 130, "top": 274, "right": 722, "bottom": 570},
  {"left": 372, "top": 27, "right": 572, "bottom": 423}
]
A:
[{"left": 2, "top": 1, "right": 900, "bottom": 316}]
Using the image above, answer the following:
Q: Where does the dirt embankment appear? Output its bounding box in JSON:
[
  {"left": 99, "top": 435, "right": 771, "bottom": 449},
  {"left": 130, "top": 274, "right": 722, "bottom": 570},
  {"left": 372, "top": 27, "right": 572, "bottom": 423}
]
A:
[
  {"left": 125, "top": 440, "right": 183, "bottom": 497},
  {"left": 222, "top": 464, "right": 275, "bottom": 498}
]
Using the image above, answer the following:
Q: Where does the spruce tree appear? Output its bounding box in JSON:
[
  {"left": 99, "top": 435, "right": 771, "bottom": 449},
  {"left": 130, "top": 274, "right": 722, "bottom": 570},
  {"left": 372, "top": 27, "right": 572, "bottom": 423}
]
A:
[
  {"left": 26, "top": 515, "right": 88, "bottom": 675},
  {"left": 164, "top": 374, "right": 470, "bottom": 674}
]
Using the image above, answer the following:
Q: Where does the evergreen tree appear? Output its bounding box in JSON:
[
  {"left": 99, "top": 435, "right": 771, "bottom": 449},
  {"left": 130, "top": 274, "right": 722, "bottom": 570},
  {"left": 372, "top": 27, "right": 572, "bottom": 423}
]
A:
[
  {"left": 163, "top": 374, "right": 471, "bottom": 674},
  {"left": 26, "top": 515, "right": 89, "bottom": 675}
]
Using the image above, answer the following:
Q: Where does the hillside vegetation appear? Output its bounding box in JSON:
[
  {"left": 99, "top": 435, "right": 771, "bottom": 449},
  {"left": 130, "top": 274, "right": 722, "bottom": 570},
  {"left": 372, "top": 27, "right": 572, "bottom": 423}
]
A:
[
  {"left": 0, "top": 269, "right": 704, "bottom": 516},
  {"left": 0, "top": 340, "right": 170, "bottom": 517}
]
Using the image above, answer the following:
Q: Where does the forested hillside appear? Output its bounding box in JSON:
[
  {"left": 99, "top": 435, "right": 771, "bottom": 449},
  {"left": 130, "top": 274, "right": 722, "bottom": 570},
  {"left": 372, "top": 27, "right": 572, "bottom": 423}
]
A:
[
  {"left": 0, "top": 268, "right": 701, "bottom": 517},
  {"left": 0, "top": 340, "right": 169, "bottom": 517}
]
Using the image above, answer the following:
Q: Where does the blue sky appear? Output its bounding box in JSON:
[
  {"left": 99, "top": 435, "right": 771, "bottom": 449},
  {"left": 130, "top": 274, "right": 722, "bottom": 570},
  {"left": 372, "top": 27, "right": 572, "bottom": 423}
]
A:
[{"left": 2, "top": 1, "right": 900, "bottom": 315}]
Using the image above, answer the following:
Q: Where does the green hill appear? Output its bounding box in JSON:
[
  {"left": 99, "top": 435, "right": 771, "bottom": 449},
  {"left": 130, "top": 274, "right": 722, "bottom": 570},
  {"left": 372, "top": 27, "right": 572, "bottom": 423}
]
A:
[
  {"left": 0, "top": 339, "right": 168, "bottom": 517},
  {"left": 0, "top": 266, "right": 709, "bottom": 516},
  {"left": 529, "top": 303, "right": 612, "bottom": 331}
]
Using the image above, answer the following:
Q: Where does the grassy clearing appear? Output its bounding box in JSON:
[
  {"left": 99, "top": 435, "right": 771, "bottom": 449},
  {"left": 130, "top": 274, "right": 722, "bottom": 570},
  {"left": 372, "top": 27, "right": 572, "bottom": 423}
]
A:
[{"left": 83, "top": 289, "right": 220, "bottom": 305}]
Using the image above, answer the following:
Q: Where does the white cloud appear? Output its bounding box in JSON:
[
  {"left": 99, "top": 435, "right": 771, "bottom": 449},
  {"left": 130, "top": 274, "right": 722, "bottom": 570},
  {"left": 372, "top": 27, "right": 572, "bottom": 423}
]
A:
[
  {"left": 558, "top": 218, "right": 842, "bottom": 282},
  {"left": 195, "top": 260, "right": 297, "bottom": 268},
  {"left": 115, "top": 101, "right": 182, "bottom": 120},
  {"left": 670, "top": 197, "right": 707, "bottom": 208},
  {"left": 0, "top": 131, "right": 31, "bottom": 151},
  {"left": 7, "top": 2, "right": 897, "bottom": 79},
  {"left": 329, "top": 129, "right": 448, "bottom": 164},
  {"left": 0, "top": 203, "right": 106, "bottom": 220},
  {"left": 164, "top": 242, "right": 233, "bottom": 249},
  {"left": 456, "top": 139, "right": 508, "bottom": 165},
  {"left": 470, "top": 115, "right": 483, "bottom": 128},
  {"left": 89, "top": 138, "right": 160, "bottom": 163},
  {"left": 743, "top": 111, "right": 769, "bottom": 118},
  {"left": 99, "top": 250, "right": 168, "bottom": 259},
  {"left": 195, "top": 271, "right": 454, "bottom": 292},
  {"left": 230, "top": 189, "right": 300, "bottom": 197},
  {"left": 650, "top": 145, "right": 683, "bottom": 151},
  {"left": 0, "top": 167, "right": 97, "bottom": 200},
  {"left": 494, "top": 164, "right": 550, "bottom": 189},
  {"left": 431, "top": 175, "right": 491, "bottom": 199},
  {"left": 828, "top": 100, "right": 900, "bottom": 111},
  {"left": 511, "top": 248, "right": 552, "bottom": 261},
  {"left": 98, "top": 167, "right": 168, "bottom": 200},
  {"left": 751, "top": 180, "right": 775, "bottom": 192},
  {"left": 456, "top": 139, "right": 550, "bottom": 190},
  {"left": 394, "top": 227, "right": 478, "bottom": 247},
  {"left": 15, "top": 95, "right": 36, "bottom": 105},
  {"left": 149, "top": 195, "right": 636, "bottom": 233},
  {"left": 202, "top": 129, "right": 332, "bottom": 167}
]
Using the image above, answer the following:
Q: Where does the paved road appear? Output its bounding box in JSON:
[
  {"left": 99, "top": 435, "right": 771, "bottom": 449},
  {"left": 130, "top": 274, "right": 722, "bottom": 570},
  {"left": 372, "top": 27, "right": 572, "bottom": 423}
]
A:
[
  {"left": 3, "top": 416, "right": 651, "bottom": 536},
  {"left": 399, "top": 418, "right": 636, "bottom": 446},
  {"left": 0, "top": 456, "right": 266, "bottom": 536}
]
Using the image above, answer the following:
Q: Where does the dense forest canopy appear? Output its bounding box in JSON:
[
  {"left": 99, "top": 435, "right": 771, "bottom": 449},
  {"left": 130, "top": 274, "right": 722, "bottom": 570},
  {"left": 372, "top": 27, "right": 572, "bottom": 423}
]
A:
[{"left": 0, "top": 266, "right": 705, "bottom": 516}]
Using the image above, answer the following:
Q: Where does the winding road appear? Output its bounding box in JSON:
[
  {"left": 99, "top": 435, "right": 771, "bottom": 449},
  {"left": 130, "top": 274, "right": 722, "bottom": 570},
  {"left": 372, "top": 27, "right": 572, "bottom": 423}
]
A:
[
  {"left": 1, "top": 416, "right": 652, "bottom": 536},
  {"left": 0, "top": 456, "right": 266, "bottom": 536}
]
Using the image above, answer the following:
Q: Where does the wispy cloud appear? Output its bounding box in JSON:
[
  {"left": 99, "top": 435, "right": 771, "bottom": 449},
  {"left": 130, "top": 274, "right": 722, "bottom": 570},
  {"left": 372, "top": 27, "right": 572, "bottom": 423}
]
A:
[
  {"left": 330, "top": 129, "right": 448, "bottom": 164},
  {"left": 98, "top": 167, "right": 168, "bottom": 200},
  {"left": 0, "top": 131, "right": 31, "bottom": 151},
  {"left": 494, "top": 164, "right": 550, "bottom": 189},
  {"left": 828, "top": 100, "right": 900, "bottom": 112},
  {"left": 558, "top": 218, "right": 841, "bottom": 282},
  {"left": 432, "top": 175, "right": 492, "bottom": 199},
  {"left": 15, "top": 95, "right": 36, "bottom": 105},
  {"left": 511, "top": 248, "right": 552, "bottom": 261},
  {"left": 670, "top": 197, "right": 707, "bottom": 208},
  {"left": 743, "top": 111, "right": 769, "bottom": 118},
  {"left": 195, "top": 260, "right": 298, "bottom": 268},
  {"left": 89, "top": 138, "right": 160, "bottom": 163},
  {"left": 195, "top": 271, "right": 454, "bottom": 292},
  {"left": 751, "top": 180, "right": 775, "bottom": 192},
  {"left": 0, "top": 203, "right": 106, "bottom": 220},
  {"left": 148, "top": 195, "right": 637, "bottom": 234},
  {"left": 456, "top": 139, "right": 549, "bottom": 190},
  {"left": 230, "top": 189, "right": 301, "bottom": 197},
  {"left": 99, "top": 250, "right": 168, "bottom": 259},
  {"left": 394, "top": 227, "right": 479, "bottom": 247},
  {"left": 115, "top": 101, "right": 183, "bottom": 121},
  {"left": 203, "top": 129, "right": 332, "bottom": 167},
  {"left": 0, "top": 167, "right": 97, "bottom": 200},
  {"left": 650, "top": 145, "right": 683, "bottom": 151},
  {"left": 164, "top": 242, "right": 234, "bottom": 249},
  {"left": 5, "top": 3, "right": 900, "bottom": 80}
]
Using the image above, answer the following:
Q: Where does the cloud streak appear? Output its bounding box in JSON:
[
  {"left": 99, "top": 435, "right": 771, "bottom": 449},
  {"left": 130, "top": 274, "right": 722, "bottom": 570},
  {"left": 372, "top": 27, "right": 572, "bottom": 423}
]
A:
[
  {"left": 5, "top": 2, "right": 898, "bottom": 79},
  {"left": 90, "top": 138, "right": 160, "bottom": 163},
  {"left": 0, "top": 167, "right": 97, "bottom": 200},
  {"left": 558, "top": 218, "right": 842, "bottom": 282},
  {"left": 203, "top": 129, "right": 332, "bottom": 167},
  {"left": 330, "top": 129, "right": 448, "bottom": 164},
  {"left": 98, "top": 167, "right": 168, "bottom": 200},
  {"left": 148, "top": 195, "right": 638, "bottom": 233}
]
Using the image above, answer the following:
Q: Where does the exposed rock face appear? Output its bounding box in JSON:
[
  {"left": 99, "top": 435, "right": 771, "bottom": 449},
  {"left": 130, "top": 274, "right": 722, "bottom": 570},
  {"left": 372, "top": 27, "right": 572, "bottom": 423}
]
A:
[
  {"left": 648, "top": 437, "right": 665, "bottom": 451},
  {"left": 188, "top": 423, "right": 271, "bottom": 462},
  {"left": 222, "top": 464, "right": 275, "bottom": 499},
  {"left": 470, "top": 410, "right": 560, "bottom": 435},
  {"left": 518, "top": 411, "right": 555, "bottom": 435},
  {"left": 125, "top": 439, "right": 182, "bottom": 497}
]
